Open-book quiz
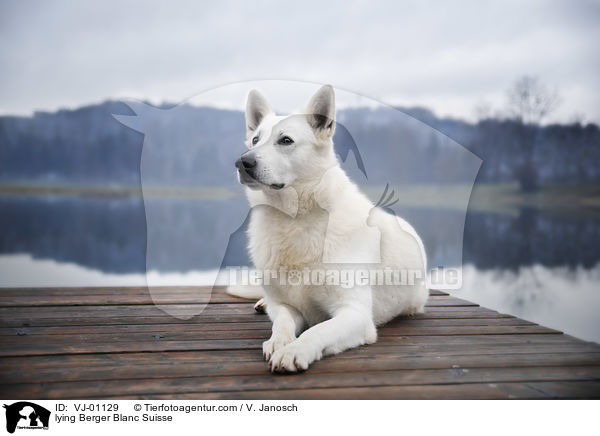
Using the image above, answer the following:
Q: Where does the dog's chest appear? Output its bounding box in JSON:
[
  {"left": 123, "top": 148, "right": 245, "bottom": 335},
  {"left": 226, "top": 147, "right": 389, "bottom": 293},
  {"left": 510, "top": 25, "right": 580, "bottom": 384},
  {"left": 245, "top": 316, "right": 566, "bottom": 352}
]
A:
[{"left": 249, "top": 204, "right": 329, "bottom": 269}]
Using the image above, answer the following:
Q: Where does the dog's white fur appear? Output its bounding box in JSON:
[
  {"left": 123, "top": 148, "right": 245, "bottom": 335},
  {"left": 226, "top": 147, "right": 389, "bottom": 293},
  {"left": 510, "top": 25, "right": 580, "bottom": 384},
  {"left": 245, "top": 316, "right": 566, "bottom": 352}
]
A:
[{"left": 229, "top": 85, "right": 428, "bottom": 372}]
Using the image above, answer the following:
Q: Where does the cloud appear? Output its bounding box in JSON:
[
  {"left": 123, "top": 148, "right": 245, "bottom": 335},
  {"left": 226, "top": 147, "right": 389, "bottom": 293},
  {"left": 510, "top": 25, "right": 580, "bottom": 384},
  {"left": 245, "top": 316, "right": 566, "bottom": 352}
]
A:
[{"left": 0, "top": 0, "right": 598, "bottom": 122}]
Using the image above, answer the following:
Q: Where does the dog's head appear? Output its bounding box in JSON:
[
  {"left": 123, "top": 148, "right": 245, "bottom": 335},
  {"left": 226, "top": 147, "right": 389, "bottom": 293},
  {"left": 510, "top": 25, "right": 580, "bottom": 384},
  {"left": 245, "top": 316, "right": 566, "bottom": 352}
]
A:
[{"left": 235, "top": 85, "right": 337, "bottom": 191}]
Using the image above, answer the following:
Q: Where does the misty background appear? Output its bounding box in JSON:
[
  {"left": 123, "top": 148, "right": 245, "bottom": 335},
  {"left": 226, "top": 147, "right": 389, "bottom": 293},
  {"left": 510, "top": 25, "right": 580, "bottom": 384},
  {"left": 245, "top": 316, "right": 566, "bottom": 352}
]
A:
[{"left": 0, "top": 1, "right": 599, "bottom": 342}]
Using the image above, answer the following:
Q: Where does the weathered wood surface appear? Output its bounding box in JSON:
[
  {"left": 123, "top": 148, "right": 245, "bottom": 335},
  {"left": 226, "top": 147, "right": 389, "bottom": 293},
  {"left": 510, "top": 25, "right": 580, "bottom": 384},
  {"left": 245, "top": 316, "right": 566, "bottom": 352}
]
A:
[{"left": 0, "top": 286, "right": 599, "bottom": 399}]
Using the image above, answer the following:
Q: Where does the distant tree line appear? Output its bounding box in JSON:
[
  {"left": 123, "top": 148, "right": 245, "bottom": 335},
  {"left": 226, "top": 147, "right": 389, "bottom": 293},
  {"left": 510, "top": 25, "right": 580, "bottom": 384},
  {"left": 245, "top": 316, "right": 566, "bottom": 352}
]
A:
[{"left": 0, "top": 97, "right": 598, "bottom": 189}]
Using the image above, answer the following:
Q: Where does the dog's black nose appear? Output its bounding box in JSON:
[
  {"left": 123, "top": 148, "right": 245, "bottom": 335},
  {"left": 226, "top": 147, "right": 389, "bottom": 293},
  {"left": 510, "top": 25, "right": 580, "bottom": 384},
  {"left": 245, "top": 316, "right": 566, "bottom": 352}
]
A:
[{"left": 238, "top": 154, "right": 257, "bottom": 170}]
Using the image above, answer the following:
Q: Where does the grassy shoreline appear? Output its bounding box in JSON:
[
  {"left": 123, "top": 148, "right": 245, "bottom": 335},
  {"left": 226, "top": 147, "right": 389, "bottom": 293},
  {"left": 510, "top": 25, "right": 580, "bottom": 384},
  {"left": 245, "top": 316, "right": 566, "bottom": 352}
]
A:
[
  {"left": 0, "top": 183, "right": 234, "bottom": 199},
  {"left": 363, "top": 183, "right": 600, "bottom": 216},
  {"left": 1, "top": 182, "right": 599, "bottom": 216}
]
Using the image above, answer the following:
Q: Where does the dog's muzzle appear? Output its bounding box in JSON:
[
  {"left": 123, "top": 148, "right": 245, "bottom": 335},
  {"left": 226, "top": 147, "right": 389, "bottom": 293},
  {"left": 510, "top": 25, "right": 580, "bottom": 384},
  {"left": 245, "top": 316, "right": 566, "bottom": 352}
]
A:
[
  {"left": 235, "top": 153, "right": 261, "bottom": 188},
  {"left": 235, "top": 154, "right": 257, "bottom": 175},
  {"left": 235, "top": 154, "right": 257, "bottom": 183},
  {"left": 235, "top": 154, "right": 284, "bottom": 190}
]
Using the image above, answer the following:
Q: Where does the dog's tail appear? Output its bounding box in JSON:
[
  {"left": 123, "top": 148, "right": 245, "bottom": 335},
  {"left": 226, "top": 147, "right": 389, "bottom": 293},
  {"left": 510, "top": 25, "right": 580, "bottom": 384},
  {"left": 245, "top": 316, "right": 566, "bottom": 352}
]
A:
[{"left": 226, "top": 284, "right": 264, "bottom": 300}]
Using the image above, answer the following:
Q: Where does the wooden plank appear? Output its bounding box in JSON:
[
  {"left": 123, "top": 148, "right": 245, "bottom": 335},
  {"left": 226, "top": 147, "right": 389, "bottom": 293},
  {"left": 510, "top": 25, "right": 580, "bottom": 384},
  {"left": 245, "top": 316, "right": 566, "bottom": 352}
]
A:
[
  {"left": 3, "top": 332, "right": 579, "bottom": 352},
  {"left": 382, "top": 325, "right": 561, "bottom": 336},
  {"left": 0, "top": 316, "right": 537, "bottom": 337},
  {"left": 0, "top": 287, "right": 451, "bottom": 304},
  {"left": 0, "top": 334, "right": 589, "bottom": 358},
  {"left": 0, "top": 303, "right": 257, "bottom": 317},
  {"left": 0, "top": 288, "right": 452, "bottom": 307},
  {"left": 0, "top": 311, "right": 518, "bottom": 328},
  {"left": 0, "top": 287, "right": 215, "bottom": 297},
  {"left": 3, "top": 340, "right": 595, "bottom": 360},
  {"left": 3, "top": 366, "right": 600, "bottom": 399},
  {"left": 0, "top": 287, "right": 241, "bottom": 306},
  {"left": 0, "top": 307, "right": 514, "bottom": 328},
  {"left": 0, "top": 286, "right": 423, "bottom": 295},
  {"left": 0, "top": 325, "right": 561, "bottom": 351},
  {"left": 19, "top": 325, "right": 565, "bottom": 344},
  {"left": 0, "top": 286, "right": 162, "bottom": 295},
  {"left": 329, "top": 342, "right": 600, "bottom": 357},
  {"left": 0, "top": 295, "right": 465, "bottom": 307},
  {"left": 3, "top": 342, "right": 599, "bottom": 368},
  {"left": 0, "top": 313, "right": 267, "bottom": 327},
  {"left": 523, "top": 381, "right": 600, "bottom": 399},
  {"left": 0, "top": 294, "right": 244, "bottom": 306},
  {"left": 0, "top": 323, "right": 561, "bottom": 346},
  {"left": 145, "top": 381, "right": 600, "bottom": 400},
  {"left": 0, "top": 304, "right": 496, "bottom": 318},
  {"left": 0, "top": 295, "right": 467, "bottom": 307},
  {"left": 3, "top": 352, "right": 599, "bottom": 385},
  {"left": 424, "top": 297, "right": 478, "bottom": 307},
  {"left": 0, "top": 287, "right": 449, "bottom": 297},
  {"left": 0, "top": 322, "right": 271, "bottom": 336}
]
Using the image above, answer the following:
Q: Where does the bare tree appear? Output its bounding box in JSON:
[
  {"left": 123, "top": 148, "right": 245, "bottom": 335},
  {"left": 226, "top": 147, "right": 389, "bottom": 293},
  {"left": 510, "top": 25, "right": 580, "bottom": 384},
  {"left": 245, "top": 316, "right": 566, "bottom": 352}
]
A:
[
  {"left": 505, "top": 76, "right": 561, "bottom": 191},
  {"left": 506, "top": 75, "right": 561, "bottom": 124}
]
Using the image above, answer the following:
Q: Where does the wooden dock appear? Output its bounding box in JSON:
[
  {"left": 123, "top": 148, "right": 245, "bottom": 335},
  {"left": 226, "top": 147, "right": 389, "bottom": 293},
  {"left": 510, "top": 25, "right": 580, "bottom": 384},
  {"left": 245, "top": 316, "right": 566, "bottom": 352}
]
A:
[{"left": 1, "top": 287, "right": 599, "bottom": 399}]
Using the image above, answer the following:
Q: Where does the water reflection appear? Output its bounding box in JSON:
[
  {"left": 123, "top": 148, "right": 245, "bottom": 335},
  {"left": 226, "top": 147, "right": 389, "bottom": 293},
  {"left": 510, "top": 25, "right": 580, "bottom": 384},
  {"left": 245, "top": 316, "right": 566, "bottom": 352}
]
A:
[
  {"left": 457, "top": 263, "right": 600, "bottom": 343},
  {"left": 2, "top": 195, "right": 600, "bottom": 272},
  {"left": 1, "top": 195, "right": 599, "bottom": 343}
]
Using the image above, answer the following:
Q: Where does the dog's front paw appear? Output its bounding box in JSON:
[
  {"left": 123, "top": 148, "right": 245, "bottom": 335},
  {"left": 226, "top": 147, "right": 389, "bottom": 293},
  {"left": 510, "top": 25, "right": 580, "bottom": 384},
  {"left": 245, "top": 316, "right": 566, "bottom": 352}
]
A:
[
  {"left": 262, "top": 335, "right": 294, "bottom": 360},
  {"left": 269, "top": 341, "right": 319, "bottom": 373}
]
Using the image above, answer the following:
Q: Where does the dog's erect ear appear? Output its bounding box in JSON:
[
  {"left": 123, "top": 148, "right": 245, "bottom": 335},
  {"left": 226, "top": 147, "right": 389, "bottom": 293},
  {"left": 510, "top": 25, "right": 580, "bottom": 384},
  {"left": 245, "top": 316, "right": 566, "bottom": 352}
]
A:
[
  {"left": 246, "top": 90, "right": 272, "bottom": 135},
  {"left": 306, "top": 85, "right": 336, "bottom": 139}
]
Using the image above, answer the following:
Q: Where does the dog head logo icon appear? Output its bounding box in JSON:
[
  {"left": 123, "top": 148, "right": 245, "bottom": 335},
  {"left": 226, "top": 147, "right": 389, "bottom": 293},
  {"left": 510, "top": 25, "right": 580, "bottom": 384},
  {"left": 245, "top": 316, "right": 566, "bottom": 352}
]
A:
[{"left": 3, "top": 402, "right": 50, "bottom": 434}]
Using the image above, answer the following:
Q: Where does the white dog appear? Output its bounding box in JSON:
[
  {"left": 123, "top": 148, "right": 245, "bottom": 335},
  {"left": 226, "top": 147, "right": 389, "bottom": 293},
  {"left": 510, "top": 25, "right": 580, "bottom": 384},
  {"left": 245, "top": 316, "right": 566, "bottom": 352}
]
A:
[{"left": 229, "top": 85, "right": 428, "bottom": 372}]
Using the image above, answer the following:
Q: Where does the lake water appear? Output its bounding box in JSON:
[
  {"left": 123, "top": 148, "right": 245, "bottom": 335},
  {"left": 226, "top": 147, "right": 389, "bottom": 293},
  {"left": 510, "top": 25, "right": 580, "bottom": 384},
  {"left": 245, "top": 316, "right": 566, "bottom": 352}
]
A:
[{"left": 1, "top": 194, "right": 599, "bottom": 343}]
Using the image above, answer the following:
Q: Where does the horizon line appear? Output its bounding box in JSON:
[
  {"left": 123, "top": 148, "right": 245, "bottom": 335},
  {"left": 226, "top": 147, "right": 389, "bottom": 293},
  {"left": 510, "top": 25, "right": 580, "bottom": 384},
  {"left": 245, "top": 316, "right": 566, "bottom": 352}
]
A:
[{"left": 0, "top": 98, "right": 595, "bottom": 127}]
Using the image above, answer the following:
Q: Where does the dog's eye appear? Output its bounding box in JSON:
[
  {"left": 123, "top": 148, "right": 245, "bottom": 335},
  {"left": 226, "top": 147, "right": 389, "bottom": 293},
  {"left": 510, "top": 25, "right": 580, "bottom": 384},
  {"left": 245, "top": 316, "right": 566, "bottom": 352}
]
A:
[
  {"left": 252, "top": 136, "right": 259, "bottom": 145},
  {"left": 278, "top": 136, "right": 294, "bottom": 145}
]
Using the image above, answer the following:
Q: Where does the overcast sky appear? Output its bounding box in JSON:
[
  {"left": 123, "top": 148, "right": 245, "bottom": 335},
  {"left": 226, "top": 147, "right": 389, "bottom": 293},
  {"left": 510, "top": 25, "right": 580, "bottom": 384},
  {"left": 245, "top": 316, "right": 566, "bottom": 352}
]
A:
[{"left": 1, "top": 0, "right": 598, "bottom": 123}]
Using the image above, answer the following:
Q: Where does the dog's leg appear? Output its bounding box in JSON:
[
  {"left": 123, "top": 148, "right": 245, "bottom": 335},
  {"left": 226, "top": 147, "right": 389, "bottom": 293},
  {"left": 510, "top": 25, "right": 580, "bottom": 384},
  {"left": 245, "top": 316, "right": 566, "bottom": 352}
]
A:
[
  {"left": 269, "top": 305, "right": 377, "bottom": 372},
  {"left": 262, "top": 302, "right": 306, "bottom": 360}
]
